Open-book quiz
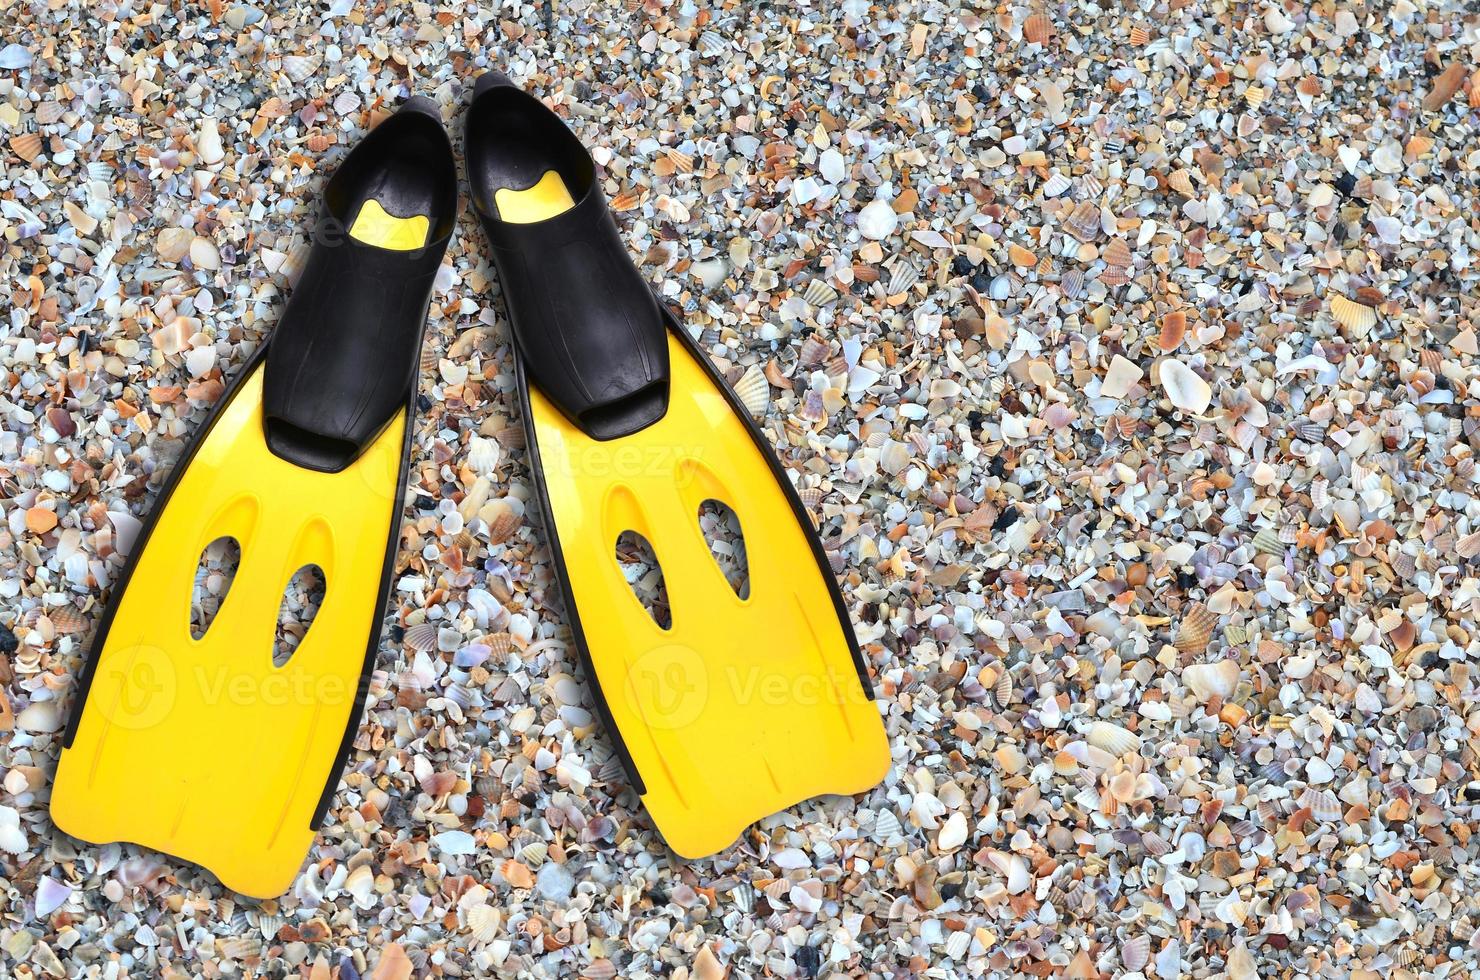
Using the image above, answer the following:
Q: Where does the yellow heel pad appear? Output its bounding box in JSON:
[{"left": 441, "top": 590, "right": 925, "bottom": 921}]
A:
[
  {"left": 348, "top": 199, "right": 430, "bottom": 250},
  {"left": 495, "top": 170, "right": 576, "bottom": 224}
]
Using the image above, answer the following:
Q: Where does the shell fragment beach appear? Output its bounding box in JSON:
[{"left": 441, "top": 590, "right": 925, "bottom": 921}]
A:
[{"left": 2, "top": 0, "right": 1478, "bottom": 976}]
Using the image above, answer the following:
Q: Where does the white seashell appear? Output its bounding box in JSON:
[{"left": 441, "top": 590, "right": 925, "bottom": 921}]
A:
[
  {"left": 945, "top": 931, "right": 971, "bottom": 959},
  {"left": 802, "top": 278, "right": 838, "bottom": 306},
  {"left": 1159, "top": 358, "right": 1211, "bottom": 413},
  {"left": 35, "top": 876, "right": 72, "bottom": 918},
  {"left": 749, "top": 267, "right": 778, "bottom": 292},
  {"left": 874, "top": 809, "right": 904, "bottom": 843},
  {"left": 196, "top": 116, "right": 224, "bottom": 166},
  {"left": 404, "top": 622, "right": 439, "bottom": 652},
  {"left": 1331, "top": 295, "right": 1377, "bottom": 337},
  {"left": 1226, "top": 942, "right": 1258, "bottom": 980},
  {"left": 1122, "top": 934, "right": 1151, "bottom": 972},
  {"left": 1300, "top": 787, "right": 1342, "bottom": 821},
  {"left": 467, "top": 902, "right": 501, "bottom": 943},
  {"left": 158, "top": 226, "right": 192, "bottom": 263},
  {"left": 189, "top": 236, "right": 221, "bottom": 271},
  {"left": 818, "top": 148, "right": 846, "bottom": 184},
  {"left": 344, "top": 864, "right": 375, "bottom": 908},
  {"left": 697, "top": 29, "right": 729, "bottom": 56},
  {"left": 1283, "top": 650, "right": 1316, "bottom": 679},
  {"left": 0, "top": 43, "right": 33, "bottom": 69},
  {"left": 936, "top": 811, "right": 969, "bottom": 851},
  {"left": 1087, "top": 721, "right": 1141, "bottom": 757},
  {"left": 521, "top": 841, "right": 548, "bottom": 866},
  {"left": 1005, "top": 854, "right": 1031, "bottom": 893},
  {"left": 1264, "top": 6, "right": 1294, "bottom": 32},
  {"left": 17, "top": 701, "right": 62, "bottom": 733},
  {"left": 879, "top": 440, "right": 911, "bottom": 475},
  {"left": 857, "top": 198, "right": 899, "bottom": 240},
  {"left": 886, "top": 263, "right": 919, "bottom": 295},
  {"left": 1183, "top": 660, "right": 1238, "bottom": 701},
  {"left": 1371, "top": 140, "right": 1403, "bottom": 174},
  {"left": 0, "top": 809, "right": 27, "bottom": 854},
  {"left": 1101, "top": 355, "right": 1143, "bottom": 399},
  {"left": 185, "top": 345, "right": 216, "bottom": 379},
  {"left": 281, "top": 54, "right": 320, "bottom": 84},
  {"left": 732, "top": 364, "right": 770, "bottom": 416},
  {"left": 1042, "top": 172, "right": 1072, "bottom": 198},
  {"left": 467, "top": 436, "right": 500, "bottom": 476}
]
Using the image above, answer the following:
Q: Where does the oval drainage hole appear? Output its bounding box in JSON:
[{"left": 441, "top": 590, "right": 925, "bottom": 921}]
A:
[
  {"left": 615, "top": 530, "right": 671, "bottom": 629},
  {"left": 698, "top": 499, "right": 750, "bottom": 599},
  {"left": 274, "top": 564, "right": 326, "bottom": 666},
  {"left": 190, "top": 536, "right": 241, "bottom": 640}
]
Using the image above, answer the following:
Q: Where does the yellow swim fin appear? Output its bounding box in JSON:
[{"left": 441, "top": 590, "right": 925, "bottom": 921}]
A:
[
  {"left": 51, "top": 98, "right": 458, "bottom": 898},
  {"left": 465, "top": 73, "right": 889, "bottom": 858}
]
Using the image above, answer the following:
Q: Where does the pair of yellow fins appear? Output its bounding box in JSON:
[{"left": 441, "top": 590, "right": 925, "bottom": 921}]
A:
[{"left": 52, "top": 79, "right": 888, "bottom": 898}]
